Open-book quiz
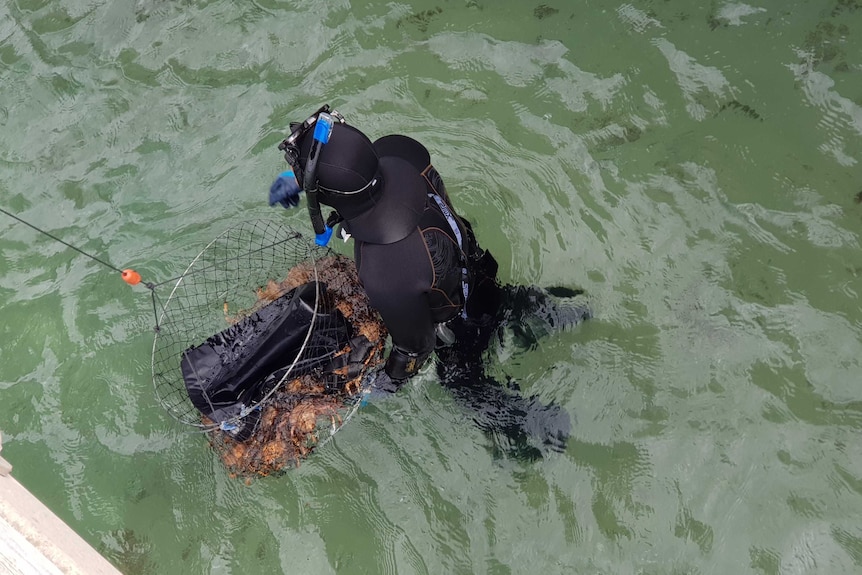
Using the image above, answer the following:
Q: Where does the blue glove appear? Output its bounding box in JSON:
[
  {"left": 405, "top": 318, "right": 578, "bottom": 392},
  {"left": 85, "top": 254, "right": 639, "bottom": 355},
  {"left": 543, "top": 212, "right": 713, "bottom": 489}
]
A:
[{"left": 268, "top": 170, "right": 302, "bottom": 208}]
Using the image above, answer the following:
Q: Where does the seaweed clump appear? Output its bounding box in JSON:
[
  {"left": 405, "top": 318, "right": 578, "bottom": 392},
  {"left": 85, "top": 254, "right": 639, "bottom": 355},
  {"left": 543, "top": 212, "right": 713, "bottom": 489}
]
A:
[
  {"left": 534, "top": 5, "right": 559, "bottom": 20},
  {"left": 207, "top": 254, "right": 387, "bottom": 479}
]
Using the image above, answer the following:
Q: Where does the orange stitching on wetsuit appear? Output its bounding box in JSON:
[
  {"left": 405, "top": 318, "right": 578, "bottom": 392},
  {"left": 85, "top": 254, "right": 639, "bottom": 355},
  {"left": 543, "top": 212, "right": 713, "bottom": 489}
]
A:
[
  {"left": 421, "top": 165, "right": 436, "bottom": 194},
  {"left": 429, "top": 288, "right": 459, "bottom": 312},
  {"left": 422, "top": 227, "right": 461, "bottom": 310},
  {"left": 424, "top": 224, "right": 469, "bottom": 268},
  {"left": 420, "top": 227, "right": 437, "bottom": 291}
]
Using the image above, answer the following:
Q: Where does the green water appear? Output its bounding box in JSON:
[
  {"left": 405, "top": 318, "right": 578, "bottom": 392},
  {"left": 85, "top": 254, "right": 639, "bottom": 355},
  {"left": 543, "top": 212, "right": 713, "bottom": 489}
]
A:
[{"left": 2, "top": 0, "right": 862, "bottom": 573}]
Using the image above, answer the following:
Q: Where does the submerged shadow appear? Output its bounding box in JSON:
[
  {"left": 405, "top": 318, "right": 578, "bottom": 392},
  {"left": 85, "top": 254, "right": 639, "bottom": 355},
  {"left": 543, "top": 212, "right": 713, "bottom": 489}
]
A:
[{"left": 435, "top": 283, "right": 591, "bottom": 461}]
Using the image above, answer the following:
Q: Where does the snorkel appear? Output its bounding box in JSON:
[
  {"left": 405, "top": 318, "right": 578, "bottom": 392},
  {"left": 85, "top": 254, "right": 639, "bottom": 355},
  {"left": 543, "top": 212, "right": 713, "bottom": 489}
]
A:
[
  {"left": 304, "top": 112, "right": 335, "bottom": 246},
  {"left": 275, "top": 105, "right": 345, "bottom": 246}
]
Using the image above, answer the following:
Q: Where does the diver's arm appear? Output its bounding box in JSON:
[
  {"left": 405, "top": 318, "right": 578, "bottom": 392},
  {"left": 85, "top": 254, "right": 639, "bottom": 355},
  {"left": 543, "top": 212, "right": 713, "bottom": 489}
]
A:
[
  {"left": 371, "top": 285, "right": 436, "bottom": 380},
  {"left": 356, "top": 240, "right": 437, "bottom": 380}
]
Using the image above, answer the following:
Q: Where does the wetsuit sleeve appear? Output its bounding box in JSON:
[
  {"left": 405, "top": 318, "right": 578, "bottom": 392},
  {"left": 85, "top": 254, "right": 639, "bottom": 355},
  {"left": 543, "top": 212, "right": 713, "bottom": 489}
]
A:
[{"left": 355, "top": 239, "right": 437, "bottom": 379}]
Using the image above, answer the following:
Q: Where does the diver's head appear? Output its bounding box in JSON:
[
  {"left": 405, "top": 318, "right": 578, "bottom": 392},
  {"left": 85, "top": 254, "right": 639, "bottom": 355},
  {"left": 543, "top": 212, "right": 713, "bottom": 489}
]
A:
[
  {"left": 282, "top": 106, "right": 427, "bottom": 245},
  {"left": 298, "top": 122, "right": 382, "bottom": 219}
]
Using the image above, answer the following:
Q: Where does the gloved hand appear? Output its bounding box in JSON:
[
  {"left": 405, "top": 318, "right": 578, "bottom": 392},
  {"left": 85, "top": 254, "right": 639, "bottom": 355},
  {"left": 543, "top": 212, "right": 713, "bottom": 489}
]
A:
[
  {"left": 268, "top": 170, "right": 302, "bottom": 209},
  {"left": 370, "top": 369, "right": 405, "bottom": 395},
  {"left": 386, "top": 346, "right": 430, "bottom": 380}
]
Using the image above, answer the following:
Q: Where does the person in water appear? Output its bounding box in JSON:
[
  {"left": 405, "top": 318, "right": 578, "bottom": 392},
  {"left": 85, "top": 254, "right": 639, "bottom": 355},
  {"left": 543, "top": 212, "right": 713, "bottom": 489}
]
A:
[{"left": 269, "top": 105, "right": 589, "bottom": 458}]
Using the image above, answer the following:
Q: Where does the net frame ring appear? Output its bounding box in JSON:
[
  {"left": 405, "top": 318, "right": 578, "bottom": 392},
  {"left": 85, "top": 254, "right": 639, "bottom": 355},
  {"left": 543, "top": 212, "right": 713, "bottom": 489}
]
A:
[{"left": 150, "top": 219, "right": 322, "bottom": 431}]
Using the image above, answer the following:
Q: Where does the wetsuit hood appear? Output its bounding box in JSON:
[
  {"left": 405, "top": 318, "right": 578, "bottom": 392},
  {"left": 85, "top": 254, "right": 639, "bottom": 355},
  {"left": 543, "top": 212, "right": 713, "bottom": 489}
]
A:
[{"left": 296, "top": 123, "right": 427, "bottom": 245}]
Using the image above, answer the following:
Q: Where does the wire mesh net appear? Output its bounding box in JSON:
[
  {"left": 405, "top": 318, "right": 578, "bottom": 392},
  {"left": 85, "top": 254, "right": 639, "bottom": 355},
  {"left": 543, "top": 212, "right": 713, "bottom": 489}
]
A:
[{"left": 151, "top": 219, "right": 386, "bottom": 476}]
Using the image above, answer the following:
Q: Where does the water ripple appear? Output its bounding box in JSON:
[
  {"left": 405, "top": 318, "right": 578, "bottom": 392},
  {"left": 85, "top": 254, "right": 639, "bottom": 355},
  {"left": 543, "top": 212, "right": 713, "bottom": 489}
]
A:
[{"left": 2, "top": 0, "right": 862, "bottom": 573}]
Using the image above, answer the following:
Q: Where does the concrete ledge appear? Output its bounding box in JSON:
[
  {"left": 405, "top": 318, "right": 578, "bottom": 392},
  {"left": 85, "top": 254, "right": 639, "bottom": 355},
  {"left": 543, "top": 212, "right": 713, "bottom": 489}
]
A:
[{"left": 0, "top": 450, "right": 122, "bottom": 575}]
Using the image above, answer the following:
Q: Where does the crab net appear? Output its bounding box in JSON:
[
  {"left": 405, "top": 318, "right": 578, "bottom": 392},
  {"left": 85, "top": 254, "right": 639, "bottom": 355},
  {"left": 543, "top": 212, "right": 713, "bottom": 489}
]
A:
[{"left": 151, "top": 219, "right": 386, "bottom": 477}]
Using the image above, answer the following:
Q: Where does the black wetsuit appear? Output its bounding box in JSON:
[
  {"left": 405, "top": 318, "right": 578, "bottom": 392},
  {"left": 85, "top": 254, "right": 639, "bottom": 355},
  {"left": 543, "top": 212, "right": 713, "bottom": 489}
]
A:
[
  {"left": 352, "top": 165, "right": 588, "bottom": 458},
  {"left": 353, "top": 165, "right": 486, "bottom": 371},
  {"left": 274, "top": 116, "right": 587, "bottom": 457}
]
